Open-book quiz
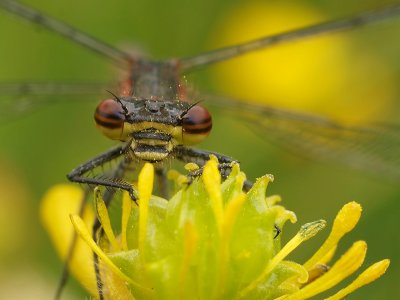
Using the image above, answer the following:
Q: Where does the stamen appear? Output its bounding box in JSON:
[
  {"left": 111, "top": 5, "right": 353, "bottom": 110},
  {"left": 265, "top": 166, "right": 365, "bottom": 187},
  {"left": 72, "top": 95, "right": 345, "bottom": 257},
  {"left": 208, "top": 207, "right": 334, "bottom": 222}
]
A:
[
  {"left": 286, "top": 241, "right": 367, "bottom": 300},
  {"left": 319, "top": 245, "right": 337, "bottom": 265},
  {"left": 94, "top": 187, "right": 120, "bottom": 251},
  {"left": 306, "top": 264, "right": 329, "bottom": 284},
  {"left": 203, "top": 156, "right": 223, "bottom": 232},
  {"left": 304, "top": 202, "right": 362, "bottom": 270},
  {"left": 184, "top": 162, "right": 200, "bottom": 172},
  {"left": 138, "top": 163, "right": 154, "bottom": 261},
  {"left": 325, "top": 259, "right": 390, "bottom": 300},
  {"left": 121, "top": 191, "right": 132, "bottom": 251},
  {"left": 167, "top": 169, "right": 189, "bottom": 186}
]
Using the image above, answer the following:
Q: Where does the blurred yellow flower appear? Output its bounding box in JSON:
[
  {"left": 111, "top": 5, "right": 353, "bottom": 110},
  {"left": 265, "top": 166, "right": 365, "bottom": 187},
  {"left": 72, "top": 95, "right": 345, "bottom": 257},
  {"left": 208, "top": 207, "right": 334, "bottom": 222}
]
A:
[
  {"left": 41, "top": 158, "right": 389, "bottom": 299},
  {"left": 210, "top": 1, "right": 395, "bottom": 124}
]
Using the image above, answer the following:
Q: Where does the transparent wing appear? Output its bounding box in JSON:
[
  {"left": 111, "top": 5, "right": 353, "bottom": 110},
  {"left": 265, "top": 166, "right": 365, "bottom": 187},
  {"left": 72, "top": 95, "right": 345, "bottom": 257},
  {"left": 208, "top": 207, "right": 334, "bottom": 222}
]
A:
[
  {"left": 206, "top": 95, "right": 400, "bottom": 180},
  {"left": 0, "top": 0, "right": 132, "bottom": 67},
  {"left": 0, "top": 82, "right": 112, "bottom": 121},
  {"left": 179, "top": 3, "right": 400, "bottom": 71}
]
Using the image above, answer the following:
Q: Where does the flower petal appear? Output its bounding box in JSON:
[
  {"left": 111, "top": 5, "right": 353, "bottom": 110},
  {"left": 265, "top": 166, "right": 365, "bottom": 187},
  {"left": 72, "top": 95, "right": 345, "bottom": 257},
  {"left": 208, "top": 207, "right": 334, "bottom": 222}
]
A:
[{"left": 286, "top": 241, "right": 367, "bottom": 300}]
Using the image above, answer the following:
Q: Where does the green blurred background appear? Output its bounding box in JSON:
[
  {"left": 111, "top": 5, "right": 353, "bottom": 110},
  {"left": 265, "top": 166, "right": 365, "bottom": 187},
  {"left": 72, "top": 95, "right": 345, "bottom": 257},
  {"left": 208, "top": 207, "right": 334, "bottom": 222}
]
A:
[{"left": 0, "top": 0, "right": 399, "bottom": 298}]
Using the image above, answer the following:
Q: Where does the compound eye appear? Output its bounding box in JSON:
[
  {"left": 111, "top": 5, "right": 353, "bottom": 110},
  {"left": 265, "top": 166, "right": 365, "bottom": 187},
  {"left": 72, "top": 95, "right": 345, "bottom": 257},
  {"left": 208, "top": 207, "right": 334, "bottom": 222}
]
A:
[
  {"left": 182, "top": 105, "right": 212, "bottom": 145},
  {"left": 94, "top": 99, "right": 125, "bottom": 140}
]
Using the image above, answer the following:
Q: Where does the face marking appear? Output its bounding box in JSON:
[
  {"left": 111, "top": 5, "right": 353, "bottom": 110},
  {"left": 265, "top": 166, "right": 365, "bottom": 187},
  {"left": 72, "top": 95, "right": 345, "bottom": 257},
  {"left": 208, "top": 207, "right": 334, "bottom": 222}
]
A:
[{"left": 131, "top": 141, "right": 174, "bottom": 162}]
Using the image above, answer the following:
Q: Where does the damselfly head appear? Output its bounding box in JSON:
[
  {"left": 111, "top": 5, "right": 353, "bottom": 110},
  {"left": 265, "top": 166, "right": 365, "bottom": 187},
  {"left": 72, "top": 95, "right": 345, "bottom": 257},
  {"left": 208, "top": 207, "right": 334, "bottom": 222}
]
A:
[{"left": 94, "top": 97, "right": 212, "bottom": 161}]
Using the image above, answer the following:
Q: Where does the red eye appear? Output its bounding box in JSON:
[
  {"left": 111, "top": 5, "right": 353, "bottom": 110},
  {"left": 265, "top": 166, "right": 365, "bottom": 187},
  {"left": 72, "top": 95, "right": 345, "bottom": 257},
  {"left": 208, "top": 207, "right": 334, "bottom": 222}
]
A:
[
  {"left": 95, "top": 99, "right": 125, "bottom": 128},
  {"left": 94, "top": 99, "right": 125, "bottom": 140},
  {"left": 182, "top": 105, "right": 212, "bottom": 144}
]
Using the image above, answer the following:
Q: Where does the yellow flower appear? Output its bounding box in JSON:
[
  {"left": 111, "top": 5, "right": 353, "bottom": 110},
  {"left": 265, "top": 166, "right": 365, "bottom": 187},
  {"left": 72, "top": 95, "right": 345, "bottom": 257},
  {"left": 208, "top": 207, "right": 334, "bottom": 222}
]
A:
[
  {"left": 210, "top": 1, "right": 395, "bottom": 124},
  {"left": 41, "top": 157, "right": 389, "bottom": 299}
]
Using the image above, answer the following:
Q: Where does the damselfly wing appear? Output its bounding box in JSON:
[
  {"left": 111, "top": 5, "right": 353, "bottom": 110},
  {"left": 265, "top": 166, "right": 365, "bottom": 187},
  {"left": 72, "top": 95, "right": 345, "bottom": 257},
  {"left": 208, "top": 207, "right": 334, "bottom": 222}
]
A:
[{"left": 1, "top": 1, "right": 399, "bottom": 182}]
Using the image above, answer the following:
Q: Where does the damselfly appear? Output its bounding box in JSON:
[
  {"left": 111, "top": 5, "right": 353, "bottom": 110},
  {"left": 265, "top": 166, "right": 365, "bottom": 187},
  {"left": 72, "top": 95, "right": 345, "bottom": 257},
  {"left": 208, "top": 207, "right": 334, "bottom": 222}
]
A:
[{"left": 1, "top": 0, "right": 400, "bottom": 299}]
